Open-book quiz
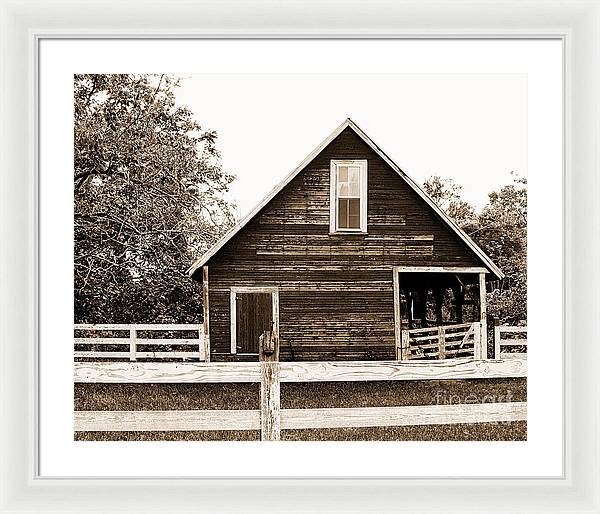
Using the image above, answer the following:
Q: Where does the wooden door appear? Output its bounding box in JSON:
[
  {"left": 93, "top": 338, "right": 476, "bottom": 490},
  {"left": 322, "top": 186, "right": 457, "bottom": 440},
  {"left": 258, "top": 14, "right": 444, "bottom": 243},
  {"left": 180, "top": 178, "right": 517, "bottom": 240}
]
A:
[{"left": 235, "top": 292, "right": 273, "bottom": 354}]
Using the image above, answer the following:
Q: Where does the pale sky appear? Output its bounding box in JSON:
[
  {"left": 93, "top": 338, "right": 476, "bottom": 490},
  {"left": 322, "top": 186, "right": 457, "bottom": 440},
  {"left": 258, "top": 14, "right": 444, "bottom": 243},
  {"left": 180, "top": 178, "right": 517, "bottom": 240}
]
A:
[{"left": 175, "top": 73, "right": 526, "bottom": 218}]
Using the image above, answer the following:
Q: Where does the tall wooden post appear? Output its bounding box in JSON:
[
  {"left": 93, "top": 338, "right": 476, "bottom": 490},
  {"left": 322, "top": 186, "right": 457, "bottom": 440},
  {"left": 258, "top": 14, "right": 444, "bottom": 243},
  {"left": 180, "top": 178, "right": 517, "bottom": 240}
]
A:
[
  {"left": 438, "top": 325, "right": 446, "bottom": 360},
  {"left": 494, "top": 324, "right": 501, "bottom": 359},
  {"left": 401, "top": 329, "right": 410, "bottom": 361},
  {"left": 129, "top": 327, "right": 137, "bottom": 362},
  {"left": 478, "top": 272, "right": 488, "bottom": 359},
  {"left": 259, "top": 331, "right": 280, "bottom": 441},
  {"left": 474, "top": 321, "right": 482, "bottom": 359},
  {"left": 393, "top": 269, "right": 401, "bottom": 359},
  {"left": 202, "top": 266, "right": 210, "bottom": 363}
]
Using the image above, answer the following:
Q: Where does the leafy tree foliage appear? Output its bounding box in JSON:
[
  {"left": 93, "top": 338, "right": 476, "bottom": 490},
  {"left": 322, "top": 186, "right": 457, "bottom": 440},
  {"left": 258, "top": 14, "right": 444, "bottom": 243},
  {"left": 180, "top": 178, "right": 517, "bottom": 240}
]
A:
[
  {"left": 74, "top": 74, "right": 235, "bottom": 323},
  {"left": 423, "top": 174, "right": 527, "bottom": 325},
  {"left": 474, "top": 175, "right": 527, "bottom": 325},
  {"left": 422, "top": 176, "right": 476, "bottom": 227}
]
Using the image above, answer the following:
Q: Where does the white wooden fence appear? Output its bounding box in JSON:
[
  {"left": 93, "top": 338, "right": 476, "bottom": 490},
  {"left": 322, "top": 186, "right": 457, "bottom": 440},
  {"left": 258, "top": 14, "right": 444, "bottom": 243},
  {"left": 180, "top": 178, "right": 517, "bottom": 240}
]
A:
[
  {"left": 74, "top": 324, "right": 209, "bottom": 362},
  {"left": 400, "top": 321, "right": 485, "bottom": 360},
  {"left": 74, "top": 358, "right": 527, "bottom": 440},
  {"left": 494, "top": 326, "right": 527, "bottom": 359}
]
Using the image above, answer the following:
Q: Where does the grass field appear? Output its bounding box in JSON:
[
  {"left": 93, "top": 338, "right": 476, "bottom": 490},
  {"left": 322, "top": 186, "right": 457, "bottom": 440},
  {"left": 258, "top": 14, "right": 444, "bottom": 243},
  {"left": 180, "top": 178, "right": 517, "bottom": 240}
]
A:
[{"left": 75, "top": 377, "right": 526, "bottom": 441}]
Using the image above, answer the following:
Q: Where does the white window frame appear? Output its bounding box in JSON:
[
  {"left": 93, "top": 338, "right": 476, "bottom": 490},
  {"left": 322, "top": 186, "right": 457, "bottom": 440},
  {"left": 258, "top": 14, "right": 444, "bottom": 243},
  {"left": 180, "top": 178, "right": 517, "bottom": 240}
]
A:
[
  {"left": 329, "top": 159, "right": 368, "bottom": 233},
  {"left": 229, "top": 286, "right": 279, "bottom": 355}
]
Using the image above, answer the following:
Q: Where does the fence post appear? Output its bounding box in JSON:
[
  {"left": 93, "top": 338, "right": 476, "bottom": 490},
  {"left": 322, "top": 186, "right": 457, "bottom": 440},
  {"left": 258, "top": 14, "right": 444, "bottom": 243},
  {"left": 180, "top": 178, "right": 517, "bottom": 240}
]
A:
[
  {"left": 478, "top": 273, "right": 488, "bottom": 359},
  {"left": 400, "top": 330, "right": 410, "bottom": 360},
  {"left": 260, "top": 362, "right": 280, "bottom": 441},
  {"left": 202, "top": 266, "right": 211, "bottom": 362},
  {"left": 438, "top": 326, "right": 446, "bottom": 359},
  {"left": 200, "top": 325, "right": 210, "bottom": 363},
  {"left": 474, "top": 322, "right": 481, "bottom": 359},
  {"left": 494, "top": 325, "right": 501, "bottom": 360},
  {"left": 260, "top": 332, "right": 280, "bottom": 441},
  {"left": 129, "top": 326, "right": 137, "bottom": 362}
]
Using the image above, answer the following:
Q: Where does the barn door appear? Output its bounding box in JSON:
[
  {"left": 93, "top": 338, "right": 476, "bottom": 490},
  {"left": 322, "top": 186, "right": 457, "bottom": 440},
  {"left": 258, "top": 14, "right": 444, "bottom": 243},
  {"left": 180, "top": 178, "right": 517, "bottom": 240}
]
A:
[{"left": 235, "top": 292, "right": 274, "bottom": 354}]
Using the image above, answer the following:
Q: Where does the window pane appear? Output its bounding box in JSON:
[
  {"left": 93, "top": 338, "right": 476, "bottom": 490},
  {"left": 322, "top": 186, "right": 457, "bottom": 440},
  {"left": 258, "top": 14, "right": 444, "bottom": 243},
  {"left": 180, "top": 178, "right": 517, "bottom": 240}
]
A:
[
  {"left": 338, "top": 198, "right": 348, "bottom": 228},
  {"left": 348, "top": 179, "right": 360, "bottom": 196},
  {"left": 348, "top": 167, "right": 361, "bottom": 196},
  {"left": 348, "top": 197, "right": 360, "bottom": 216},
  {"left": 337, "top": 166, "right": 349, "bottom": 196},
  {"left": 348, "top": 198, "right": 361, "bottom": 228},
  {"left": 348, "top": 215, "right": 361, "bottom": 229}
]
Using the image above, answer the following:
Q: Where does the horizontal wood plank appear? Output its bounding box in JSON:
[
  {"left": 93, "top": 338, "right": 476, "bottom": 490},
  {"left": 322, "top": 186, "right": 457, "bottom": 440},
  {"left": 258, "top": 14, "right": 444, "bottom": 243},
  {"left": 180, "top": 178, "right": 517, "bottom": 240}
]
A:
[
  {"left": 74, "top": 338, "right": 131, "bottom": 344},
  {"left": 498, "top": 326, "right": 527, "bottom": 333},
  {"left": 74, "top": 361, "right": 263, "bottom": 383},
  {"left": 135, "top": 339, "right": 202, "bottom": 346},
  {"left": 75, "top": 338, "right": 202, "bottom": 346},
  {"left": 394, "top": 266, "right": 488, "bottom": 274},
  {"left": 74, "top": 324, "right": 203, "bottom": 331},
  {"left": 403, "top": 326, "right": 439, "bottom": 335},
  {"left": 444, "top": 323, "right": 475, "bottom": 331},
  {"left": 499, "top": 339, "right": 528, "bottom": 346},
  {"left": 74, "top": 359, "right": 527, "bottom": 383},
  {"left": 74, "top": 352, "right": 132, "bottom": 359},
  {"left": 499, "top": 353, "right": 528, "bottom": 359},
  {"left": 74, "top": 351, "right": 202, "bottom": 360},
  {"left": 74, "top": 402, "right": 526, "bottom": 432},
  {"left": 281, "top": 402, "right": 527, "bottom": 429},
  {"left": 279, "top": 358, "right": 527, "bottom": 382},
  {"left": 404, "top": 323, "right": 473, "bottom": 336},
  {"left": 410, "top": 334, "right": 442, "bottom": 342},
  {"left": 134, "top": 352, "right": 202, "bottom": 359},
  {"left": 74, "top": 409, "right": 260, "bottom": 431}
]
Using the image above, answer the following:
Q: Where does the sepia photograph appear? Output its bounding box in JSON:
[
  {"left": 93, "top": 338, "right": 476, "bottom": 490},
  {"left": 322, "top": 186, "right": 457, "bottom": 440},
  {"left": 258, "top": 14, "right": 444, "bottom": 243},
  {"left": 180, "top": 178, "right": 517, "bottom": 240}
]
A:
[{"left": 73, "top": 71, "right": 527, "bottom": 442}]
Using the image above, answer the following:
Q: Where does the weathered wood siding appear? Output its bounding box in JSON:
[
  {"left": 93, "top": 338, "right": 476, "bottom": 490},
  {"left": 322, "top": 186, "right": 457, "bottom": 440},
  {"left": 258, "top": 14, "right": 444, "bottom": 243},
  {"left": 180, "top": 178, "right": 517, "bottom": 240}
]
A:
[{"left": 207, "top": 128, "right": 480, "bottom": 361}]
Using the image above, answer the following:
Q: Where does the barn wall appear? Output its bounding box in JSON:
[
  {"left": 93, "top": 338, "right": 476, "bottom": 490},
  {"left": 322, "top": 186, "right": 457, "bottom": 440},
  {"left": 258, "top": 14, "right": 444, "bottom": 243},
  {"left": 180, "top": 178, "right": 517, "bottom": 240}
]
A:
[{"left": 206, "top": 127, "right": 480, "bottom": 361}]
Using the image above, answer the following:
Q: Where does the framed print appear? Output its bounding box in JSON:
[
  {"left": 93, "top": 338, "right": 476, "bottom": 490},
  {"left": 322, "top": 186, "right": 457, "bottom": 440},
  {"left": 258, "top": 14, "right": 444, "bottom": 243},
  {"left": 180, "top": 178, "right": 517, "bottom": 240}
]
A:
[
  {"left": 1, "top": 1, "right": 599, "bottom": 512},
  {"left": 42, "top": 36, "right": 560, "bottom": 475}
]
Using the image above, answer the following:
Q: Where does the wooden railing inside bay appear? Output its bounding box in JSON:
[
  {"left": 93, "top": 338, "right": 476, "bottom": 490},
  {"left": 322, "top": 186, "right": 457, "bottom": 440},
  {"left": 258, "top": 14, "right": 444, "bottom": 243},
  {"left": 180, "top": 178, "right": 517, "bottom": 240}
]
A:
[
  {"left": 74, "top": 356, "right": 527, "bottom": 441},
  {"left": 399, "top": 322, "right": 485, "bottom": 360},
  {"left": 74, "top": 324, "right": 209, "bottom": 362},
  {"left": 494, "top": 326, "right": 527, "bottom": 359}
]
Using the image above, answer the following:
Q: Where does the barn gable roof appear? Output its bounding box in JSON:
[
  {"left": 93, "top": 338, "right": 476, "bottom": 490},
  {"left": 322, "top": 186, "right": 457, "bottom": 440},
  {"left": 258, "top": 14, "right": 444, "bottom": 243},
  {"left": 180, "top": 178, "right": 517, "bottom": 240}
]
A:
[{"left": 188, "top": 118, "right": 504, "bottom": 280}]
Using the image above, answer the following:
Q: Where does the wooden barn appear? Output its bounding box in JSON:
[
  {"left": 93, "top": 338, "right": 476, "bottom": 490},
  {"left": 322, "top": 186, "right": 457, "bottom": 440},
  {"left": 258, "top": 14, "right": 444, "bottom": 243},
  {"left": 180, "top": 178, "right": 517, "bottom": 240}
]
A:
[{"left": 188, "top": 119, "right": 503, "bottom": 363}]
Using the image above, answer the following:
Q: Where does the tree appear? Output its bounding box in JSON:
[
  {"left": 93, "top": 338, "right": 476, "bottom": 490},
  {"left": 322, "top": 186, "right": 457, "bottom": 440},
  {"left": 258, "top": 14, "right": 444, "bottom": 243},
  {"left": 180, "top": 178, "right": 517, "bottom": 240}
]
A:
[
  {"left": 422, "top": 175, "right": 476, "bottom": 228},
  {"left": 74, "top": 74, "right": 235, "bottom": 323},
  {"left": 423, "top": 173, "right": 527, "bottom": 325},
  {"left": 471, "top": 174, "right": 527, "bottom": 325}
]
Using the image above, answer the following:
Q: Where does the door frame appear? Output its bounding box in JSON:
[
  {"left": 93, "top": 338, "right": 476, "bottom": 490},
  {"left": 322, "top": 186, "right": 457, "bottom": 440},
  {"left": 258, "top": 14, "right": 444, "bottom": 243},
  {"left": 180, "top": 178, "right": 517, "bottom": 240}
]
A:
[
  {"left": 229, "top": 286, "right": 279, "bottom": 355},
  {"left": 392, "top": 266, "right": 489, "bottom": 360}
]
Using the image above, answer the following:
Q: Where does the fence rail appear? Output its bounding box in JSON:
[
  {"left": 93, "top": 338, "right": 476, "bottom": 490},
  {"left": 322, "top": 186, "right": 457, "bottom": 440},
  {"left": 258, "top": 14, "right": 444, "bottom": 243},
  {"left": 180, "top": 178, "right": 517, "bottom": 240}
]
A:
[
  {"left": 75, "top": 402, "right": 527, "bottom": 432},
  {"left": 494, "top": 326, "right": 527, "bottom": 359},
  {"left": 74, "top": 358, "right": 527, "bottom": 439},
  {"left": 401, "top": 322, "right": 484, "bottom": 360},
  {"left": 74, "top": 357, "right": 527, "bottom": 384},
  {"left": 74, "top": 323, "right": 208, "bottom": 362}
]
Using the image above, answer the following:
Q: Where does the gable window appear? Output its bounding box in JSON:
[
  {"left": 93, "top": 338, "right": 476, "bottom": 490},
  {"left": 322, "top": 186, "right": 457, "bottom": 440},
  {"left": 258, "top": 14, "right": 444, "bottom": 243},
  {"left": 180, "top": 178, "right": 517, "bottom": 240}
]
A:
[{"left": 330, "top": 159, "right": 368, "bottom": 233}]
